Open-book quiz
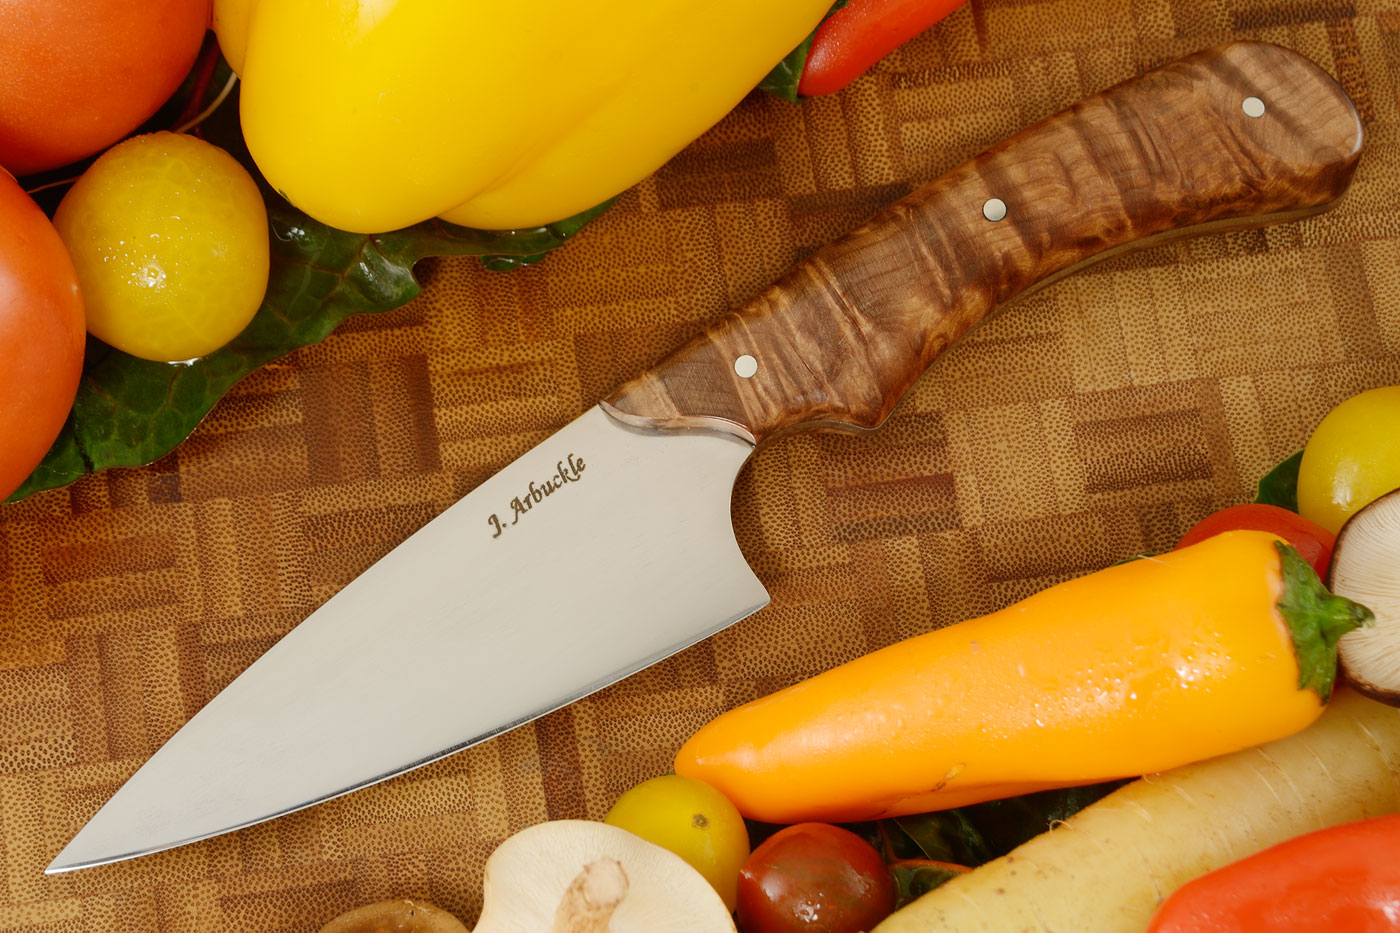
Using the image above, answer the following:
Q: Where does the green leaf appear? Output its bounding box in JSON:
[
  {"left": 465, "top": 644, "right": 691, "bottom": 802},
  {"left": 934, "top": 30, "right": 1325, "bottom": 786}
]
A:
[
  {"left": 9, "top": 64, "right": 610, "bottom": 503},
  {"left": 759, "top": 0, "right": 850, "bottom": 103},
  {"left": 890, "top": 859, "right": 969, "bottom": 908},
  {"left": 884, "top": 781, "right": 1127, "bottom": 869},
  {"left": 892, "top": 809, "right": 990, "bottom": 865},
  {"left": 1254, "top": 451, "right": 1303, "bottom": 512}
]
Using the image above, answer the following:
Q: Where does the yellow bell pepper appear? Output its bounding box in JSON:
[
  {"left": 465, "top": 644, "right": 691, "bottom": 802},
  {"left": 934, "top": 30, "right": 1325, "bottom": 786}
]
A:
[{"left": 214, "top": 0, "right": 831, "bottom": 234}]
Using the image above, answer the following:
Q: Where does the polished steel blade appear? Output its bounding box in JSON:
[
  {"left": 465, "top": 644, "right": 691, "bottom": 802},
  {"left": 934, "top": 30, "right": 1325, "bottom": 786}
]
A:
[{"left": 48, "top": 408, "right": 766, "bottom": 873}]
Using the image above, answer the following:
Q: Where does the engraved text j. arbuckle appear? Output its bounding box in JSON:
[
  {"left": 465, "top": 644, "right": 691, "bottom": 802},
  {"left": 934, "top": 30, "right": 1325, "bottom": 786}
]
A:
[{"left": 486, "top": 454, "right": 586, "bottom": 538}]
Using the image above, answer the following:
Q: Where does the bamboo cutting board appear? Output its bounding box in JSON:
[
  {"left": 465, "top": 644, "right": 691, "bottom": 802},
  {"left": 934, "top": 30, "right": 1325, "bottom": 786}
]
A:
[{"left": 4, "top": 1, "right": 1400, "bottom": 929}]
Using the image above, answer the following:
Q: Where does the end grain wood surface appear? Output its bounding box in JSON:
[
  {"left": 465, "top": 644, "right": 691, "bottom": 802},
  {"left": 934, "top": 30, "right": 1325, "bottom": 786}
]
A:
[{"left": 3, "top": 1, "right": 1400, "bottom": 930}]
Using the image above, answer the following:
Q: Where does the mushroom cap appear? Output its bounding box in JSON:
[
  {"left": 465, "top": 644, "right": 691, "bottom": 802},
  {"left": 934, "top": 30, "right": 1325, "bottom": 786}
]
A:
[
  {"left": 473, "top": 820, "right": 736, "bottom": 933},
  {"left": 319, "top": 898, "right": 469, "bottom": 933},
  {"left": 1331, "top": 489, "right": 1400, "bottom": 705}
]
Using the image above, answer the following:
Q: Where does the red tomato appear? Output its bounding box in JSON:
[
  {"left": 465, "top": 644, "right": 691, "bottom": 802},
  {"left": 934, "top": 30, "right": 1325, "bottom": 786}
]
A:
[
  {"left": 737, "top": 823, "right": 896, "bottom": 933},
  {"left": 799, "top": 0, "right": 969, "bottom": 98},
  {"left": 1175, "top": 503, "right": 1335, "bottom": 578},
  {"left": 0, "top": 170, "right": 86, "bottom": 499},
  {"left": 0, "top": 0, "right": 211, "bottom": 176}
]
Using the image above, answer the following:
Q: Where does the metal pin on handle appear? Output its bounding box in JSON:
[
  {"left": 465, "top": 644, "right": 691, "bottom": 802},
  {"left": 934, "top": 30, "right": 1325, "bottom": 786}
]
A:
[{"left": 983, "top": 198, "right": 1007, "bottom": 222}]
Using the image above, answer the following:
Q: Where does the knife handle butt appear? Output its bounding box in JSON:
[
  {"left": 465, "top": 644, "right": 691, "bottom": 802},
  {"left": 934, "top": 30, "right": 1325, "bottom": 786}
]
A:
[{"left": 602, "top": 40, "right": 1363, "bottom": 445}]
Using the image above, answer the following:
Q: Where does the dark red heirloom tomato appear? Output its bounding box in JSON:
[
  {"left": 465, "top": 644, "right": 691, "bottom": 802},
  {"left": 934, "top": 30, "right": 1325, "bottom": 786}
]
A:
[
  {"left": 0, "top": 0, "right": 211, "bottom": 175},
  {"left": 1176, "top": 503, "right": 1335, "bottom": 578},
  {"left": 0, "top": 170, "right": 86, "bottom": 500},
  {"left": 1147, "top": 814, "right": 1400, "bottom": 932},
  {"left": 737, "top": 823, "right": 897, "bottom": 933}
]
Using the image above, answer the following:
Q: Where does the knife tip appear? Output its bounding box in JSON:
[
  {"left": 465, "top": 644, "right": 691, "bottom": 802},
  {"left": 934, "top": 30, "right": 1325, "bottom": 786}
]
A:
[
  {"left": 44, "top": 843, "right": 115, "bottom": 875},
  {"left": 44, "top": 834, "right": 170, "bottom": 875}
]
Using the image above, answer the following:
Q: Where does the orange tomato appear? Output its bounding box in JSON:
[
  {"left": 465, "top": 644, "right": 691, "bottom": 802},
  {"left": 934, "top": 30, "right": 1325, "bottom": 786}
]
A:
[
  {"left": 0, "top": 170, "right": 86, "bottom": 499},
  {"left": 0, "top": 0, "right": 211, "bottom": 176}
]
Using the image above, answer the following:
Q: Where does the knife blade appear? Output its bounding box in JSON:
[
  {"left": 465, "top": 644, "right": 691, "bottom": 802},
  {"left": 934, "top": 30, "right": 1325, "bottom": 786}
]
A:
[{"left": 48, "top": 39, "right": 1362, "bottom": 874}]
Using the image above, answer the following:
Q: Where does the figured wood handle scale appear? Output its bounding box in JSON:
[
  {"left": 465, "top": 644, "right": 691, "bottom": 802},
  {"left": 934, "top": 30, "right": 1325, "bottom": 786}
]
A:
[{"left": 602, "top": 42, "right": 1363, "bottom": 445}]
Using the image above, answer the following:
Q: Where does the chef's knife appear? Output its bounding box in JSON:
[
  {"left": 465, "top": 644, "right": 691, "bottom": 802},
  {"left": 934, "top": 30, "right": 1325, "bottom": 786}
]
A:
[{"left": 48, "top": 40, "right": 1362, "bottom": 873}]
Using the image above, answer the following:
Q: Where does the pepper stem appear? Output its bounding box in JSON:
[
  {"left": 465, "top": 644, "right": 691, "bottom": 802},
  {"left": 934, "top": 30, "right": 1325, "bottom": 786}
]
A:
[{"left": 1275, "top": 541, "right": 1373, "bottom": 702}]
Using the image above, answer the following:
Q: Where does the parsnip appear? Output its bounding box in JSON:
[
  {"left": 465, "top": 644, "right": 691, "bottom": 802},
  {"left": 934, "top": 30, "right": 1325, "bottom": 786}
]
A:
[{"left": 874, "top": 688, "right": 1400, "bottom": 933}]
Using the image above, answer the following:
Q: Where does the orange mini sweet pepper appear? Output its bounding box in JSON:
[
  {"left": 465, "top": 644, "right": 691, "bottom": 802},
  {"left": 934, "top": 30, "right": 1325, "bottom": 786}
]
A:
[{"left": 676, "top": 531, "right": 1371, "bottom": 824}]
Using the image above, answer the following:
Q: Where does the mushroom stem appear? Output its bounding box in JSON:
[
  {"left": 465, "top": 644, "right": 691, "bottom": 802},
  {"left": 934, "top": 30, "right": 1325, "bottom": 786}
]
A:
[{"left": 553, "top": 859, "right": 629, "bottom": 933}]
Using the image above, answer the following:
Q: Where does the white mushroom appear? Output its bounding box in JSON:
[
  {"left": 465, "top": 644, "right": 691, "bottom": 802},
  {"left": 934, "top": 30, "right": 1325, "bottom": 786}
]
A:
[
  {"left": 319, "top": 898, "right": 468, "bottom": 933},
  {"left": 551, "top": 858, "right": 628, "bottom": 933},
  {"left": 1331, "top": 488, "right": 1400, "bottom": 705},
  {"left": 315, "top": 821, "right": 734, "bottom": 933},
  {"left": 474, "top": 821, "right": 736, "bottom": 933}
]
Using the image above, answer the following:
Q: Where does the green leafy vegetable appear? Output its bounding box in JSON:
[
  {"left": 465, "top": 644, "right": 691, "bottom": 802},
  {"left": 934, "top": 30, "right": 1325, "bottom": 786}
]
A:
[
  {"left": 9, "top": 198, "right": 610, "bottom": 502},
  {"left": 1254, "top": 451, "right": 1303, "bottom": 512},
  {"left": 9, "top": 54, "right": 608, "bottom": 502},
  {"left": 759, "top": 0, "right": 850, "bottom": 102},
  {"left": 889, "top": 860, "right": 968, "bottom": 908},
  {"left": 883, "top": 781, "right": 1127, "bottom": 867},
  {"left": 888, "top": 808, "right": 987, "bottom": 865}
]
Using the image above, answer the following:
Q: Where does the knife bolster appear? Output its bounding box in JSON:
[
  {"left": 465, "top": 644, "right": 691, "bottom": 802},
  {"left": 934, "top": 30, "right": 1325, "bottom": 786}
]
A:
[{"left": 603, "top": 40, "right": 1363, "bottom": 446}]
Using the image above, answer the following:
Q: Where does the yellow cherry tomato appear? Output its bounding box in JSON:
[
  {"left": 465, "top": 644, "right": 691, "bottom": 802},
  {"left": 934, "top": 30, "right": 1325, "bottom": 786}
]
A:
[
  {"left": 1297, "top": 386, "right": 1400, "bottom": 534},
  {"left": 604, "top": 774, "right": 750, "bottom": 912},
  {"left": 54, "top": 132, "right": 269, "bottom": 363}
]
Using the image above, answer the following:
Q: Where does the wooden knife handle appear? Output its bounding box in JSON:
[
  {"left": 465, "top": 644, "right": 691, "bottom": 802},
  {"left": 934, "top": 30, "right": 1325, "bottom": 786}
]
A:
[{"left": 602, "top": 41, "right": 1363, "bottom": 445}]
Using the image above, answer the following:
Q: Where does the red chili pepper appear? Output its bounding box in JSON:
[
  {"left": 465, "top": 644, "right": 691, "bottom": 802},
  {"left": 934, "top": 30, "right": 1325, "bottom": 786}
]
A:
[
  {"left": 798, "top": 0, "right": 968, "bottom": 98},
  {"left": 1147, "top": 815, "right": 1400, "bottom": 932},
  {"left": 1175, "top": 502, "right": 1336, "bottom": 578}
]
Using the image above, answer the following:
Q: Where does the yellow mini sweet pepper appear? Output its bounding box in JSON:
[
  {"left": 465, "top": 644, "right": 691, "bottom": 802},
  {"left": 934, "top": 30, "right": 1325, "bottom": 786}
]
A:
[
  {"left": 214, "top": 0, "right": 831, "bottom": 234},
  {"left": 676, "top": 532, "right": 1372, "bottom": 824}
]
